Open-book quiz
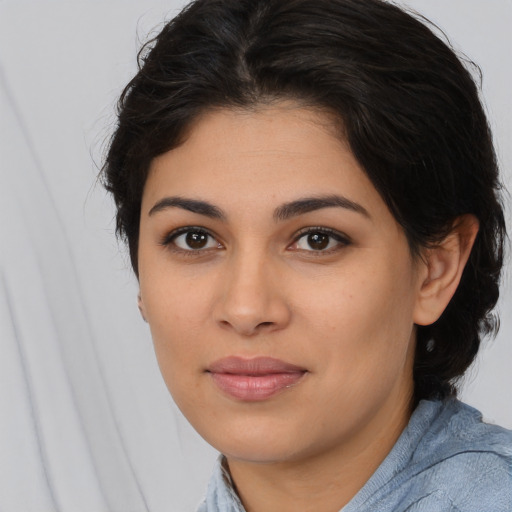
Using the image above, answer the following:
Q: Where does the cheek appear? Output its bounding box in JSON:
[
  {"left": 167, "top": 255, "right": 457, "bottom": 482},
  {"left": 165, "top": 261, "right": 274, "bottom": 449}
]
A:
[
  {"left": 301, "top": 260, "right": 414, "bottom": 328},
  {"left": 145, "top": 292, "right": 209, "bottom": 411},
  {"left": 141, "top": 272, "right": 211, "bottom": 377},
  {"left": 294, "top": 255, "right": 418, "bottom": 370}
]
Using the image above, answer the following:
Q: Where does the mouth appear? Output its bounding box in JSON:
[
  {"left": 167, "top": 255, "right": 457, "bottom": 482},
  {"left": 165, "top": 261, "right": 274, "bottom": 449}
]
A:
[{"left": 206, "top": 356, "right": 307, "bottom": 401}]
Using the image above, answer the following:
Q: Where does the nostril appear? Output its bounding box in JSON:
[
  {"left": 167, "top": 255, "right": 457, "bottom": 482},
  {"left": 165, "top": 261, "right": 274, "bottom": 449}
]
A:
[
  {"left": 218, "top": 319, "right": 275, "bottom": 335},
  {"left": 214, "top": 291, "right": 292, "bottom": 335}
]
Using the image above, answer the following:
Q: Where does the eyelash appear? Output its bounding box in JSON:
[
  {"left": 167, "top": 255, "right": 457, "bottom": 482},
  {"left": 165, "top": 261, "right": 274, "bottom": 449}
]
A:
[
  {"left": 290, "top": 227, "right": 351, "bottom": 255},
  {"left": 160, "top": 226, "right": 222, "bottom": 256},
  {"left": 160, "top": 226, "right": 351, "bottom": 256}
]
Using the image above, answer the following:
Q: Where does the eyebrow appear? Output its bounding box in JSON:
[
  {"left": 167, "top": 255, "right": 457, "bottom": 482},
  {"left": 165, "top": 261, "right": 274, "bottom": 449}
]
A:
[
  {"left": 148, "top": 196, "right": 226, "bottom": 220},
  {"left": 148, "top": 194, "right": 370, "bottom": 222},
  {"left": 273, "top": 195, "right": 370, "bottom": 221}
]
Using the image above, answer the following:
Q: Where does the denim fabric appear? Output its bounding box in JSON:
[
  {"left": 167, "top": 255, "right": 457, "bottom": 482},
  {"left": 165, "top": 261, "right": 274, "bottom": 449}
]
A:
[{"left": 196, "top": 399, "right": 512, "bottom": 511}]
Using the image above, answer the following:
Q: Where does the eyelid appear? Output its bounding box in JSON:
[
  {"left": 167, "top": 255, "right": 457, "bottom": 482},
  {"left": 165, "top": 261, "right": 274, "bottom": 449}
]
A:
[
  {"left": 289, "top": 226, "right": 351, "bottom": 252},
  {"left": 160, "top": 226, "right": 223, "bottom": 252}
]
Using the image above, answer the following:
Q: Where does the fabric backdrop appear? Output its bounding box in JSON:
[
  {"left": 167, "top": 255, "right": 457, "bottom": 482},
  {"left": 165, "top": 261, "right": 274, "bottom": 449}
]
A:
[{"left": 1, "top": 1, "right": 511, "bottom": 511}]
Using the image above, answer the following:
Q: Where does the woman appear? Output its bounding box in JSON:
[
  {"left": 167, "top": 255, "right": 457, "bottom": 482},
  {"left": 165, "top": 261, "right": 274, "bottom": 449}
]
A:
[{"left": 102, "top": 0, "right": 512, "bottom": 510}]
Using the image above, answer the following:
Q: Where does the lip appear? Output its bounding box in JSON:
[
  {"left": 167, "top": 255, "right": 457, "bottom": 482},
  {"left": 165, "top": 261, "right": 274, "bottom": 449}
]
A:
[{"left": 207, "top": 356, "right": 307, "bottom": 401}]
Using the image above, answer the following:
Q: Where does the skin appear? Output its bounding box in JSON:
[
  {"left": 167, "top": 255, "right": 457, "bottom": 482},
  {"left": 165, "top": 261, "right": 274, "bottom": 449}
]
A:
[{"left": 137, "top": 104, "right": 477, "bottom": 512}]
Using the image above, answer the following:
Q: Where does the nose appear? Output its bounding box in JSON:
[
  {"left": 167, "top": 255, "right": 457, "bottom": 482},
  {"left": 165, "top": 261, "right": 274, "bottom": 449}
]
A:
[{"left": 214, "top": 249, "right": 291, "bottom": 337}]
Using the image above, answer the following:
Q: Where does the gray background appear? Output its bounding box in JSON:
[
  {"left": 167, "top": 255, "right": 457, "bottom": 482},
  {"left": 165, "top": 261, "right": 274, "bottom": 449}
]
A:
[{"left": 0, "top": 1, "right": 510, "bottom": 511}]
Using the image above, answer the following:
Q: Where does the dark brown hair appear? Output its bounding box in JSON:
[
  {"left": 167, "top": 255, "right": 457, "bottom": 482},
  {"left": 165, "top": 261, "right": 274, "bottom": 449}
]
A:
[{"left": 103, "top": 0, "right": 506, "bottom": 401}]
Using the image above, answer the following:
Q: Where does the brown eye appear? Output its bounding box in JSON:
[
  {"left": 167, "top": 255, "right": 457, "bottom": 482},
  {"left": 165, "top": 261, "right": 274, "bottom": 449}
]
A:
[
  {"left": 186, "top": 231, "right": 209, "bottom": 249},
  {"left": 171, "top": 229, "right": 220, "bottom": 251},
  {"left": 307, "top": 232, "right": 329, "bottom": 250},
  {"left": 293, "top": 229, "right": 350, "bottom": 252}
]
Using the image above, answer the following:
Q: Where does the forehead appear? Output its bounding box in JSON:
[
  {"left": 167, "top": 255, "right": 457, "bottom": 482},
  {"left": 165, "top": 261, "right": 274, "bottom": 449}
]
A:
[{"left": 142, "top": 105, "right": 390, "bottom": 222}]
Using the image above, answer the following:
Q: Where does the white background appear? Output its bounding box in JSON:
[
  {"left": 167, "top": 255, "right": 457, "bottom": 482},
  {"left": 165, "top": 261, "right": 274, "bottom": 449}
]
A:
[{"left": 0, "top": 1, "right": 510, "bottom": 511}]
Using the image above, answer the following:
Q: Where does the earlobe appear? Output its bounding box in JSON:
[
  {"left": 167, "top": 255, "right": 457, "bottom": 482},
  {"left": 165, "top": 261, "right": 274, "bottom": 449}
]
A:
[
  {"left": 413, "top": 215, "right": 479, "bottom": 326},
  {"left": 138, "top": 292, "right": 148, "bottom": 323}
]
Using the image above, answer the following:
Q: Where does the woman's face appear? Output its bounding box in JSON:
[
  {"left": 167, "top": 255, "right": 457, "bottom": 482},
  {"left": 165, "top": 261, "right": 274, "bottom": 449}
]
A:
[{"left": 138, "top": 105, "right": 427, "bottom": 465}]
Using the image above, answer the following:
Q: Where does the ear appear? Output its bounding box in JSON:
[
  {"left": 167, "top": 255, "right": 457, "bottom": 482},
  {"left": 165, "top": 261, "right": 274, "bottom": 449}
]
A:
[
  {"left": 137, "top": 292, "right": 148, "bottom": 323},
  {"left": 413, "top": 214, "right": 479, "bottom": 326}
]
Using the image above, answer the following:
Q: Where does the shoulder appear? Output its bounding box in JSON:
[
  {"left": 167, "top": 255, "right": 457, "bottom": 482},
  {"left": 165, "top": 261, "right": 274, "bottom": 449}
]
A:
[
  {"left": 412, "top": 399, "right": 512, "bottom": 468},
  {"left": 408, "top": 399, "right": 512, "bottom": 511}
]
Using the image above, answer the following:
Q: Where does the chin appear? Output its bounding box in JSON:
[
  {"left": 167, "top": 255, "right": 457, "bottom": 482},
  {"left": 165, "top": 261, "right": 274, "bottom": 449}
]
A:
[{"left": 194, "top": 415, "right": 317, "bottom": 465}]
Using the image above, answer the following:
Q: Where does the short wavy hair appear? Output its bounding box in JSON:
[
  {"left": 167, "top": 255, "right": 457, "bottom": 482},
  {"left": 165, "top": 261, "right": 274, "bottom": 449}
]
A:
[{"left": 102, "top": 0, "right": 506, "bottom": 402}]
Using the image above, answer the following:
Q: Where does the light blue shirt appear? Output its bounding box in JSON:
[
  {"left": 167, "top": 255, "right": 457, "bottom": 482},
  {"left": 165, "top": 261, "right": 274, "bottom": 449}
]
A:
[{"left": 197, "top": 399, "right": 512, "bottom": 511}]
